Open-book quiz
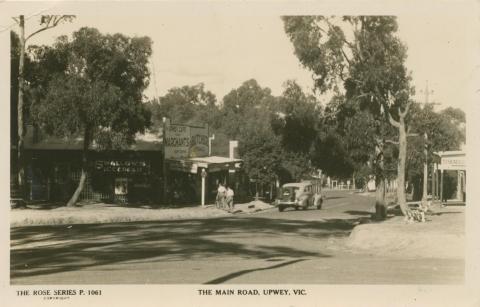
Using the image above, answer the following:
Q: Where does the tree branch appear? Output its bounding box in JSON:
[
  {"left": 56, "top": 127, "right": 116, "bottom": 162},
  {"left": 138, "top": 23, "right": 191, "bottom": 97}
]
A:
[
  {"left": 324, "top": 18, "right": 355, "bottom": 49},
  {"left": 354, "top": 92, "right": 371, "bottom": 100},
  {"left": 25, "top": 15, "right": 72, "bottom": 42},
  {"left": 374, "top": 137, "right": 384, "bottom": 147},
  {"left": 387, "top": 110, "right": 400, "bottom": 128},
  {"left": 318, "top": 18, "right": 354, "bottom": 65},
  {"left": 340, "top": 47, "right": 352, "bottom": 66},
  {"left": 385, "top": 139, "right": 399, "bottom": 145},
  {"left": 26, "top": 24, "right": 56, "bottom": 41},
  {"left": 399, "top": 100, "right": 412, "bottom": 118}
]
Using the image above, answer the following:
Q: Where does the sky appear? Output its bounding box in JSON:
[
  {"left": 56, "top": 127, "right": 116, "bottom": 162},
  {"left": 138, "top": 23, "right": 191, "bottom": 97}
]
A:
[{"left": 3, "top": 4, "right": 476, "bottom": 111}]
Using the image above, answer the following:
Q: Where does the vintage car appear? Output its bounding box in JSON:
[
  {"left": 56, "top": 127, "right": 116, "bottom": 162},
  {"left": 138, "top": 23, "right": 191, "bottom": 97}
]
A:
[{"left": 275, "top": 181, "right": 324, "bottom": 212}]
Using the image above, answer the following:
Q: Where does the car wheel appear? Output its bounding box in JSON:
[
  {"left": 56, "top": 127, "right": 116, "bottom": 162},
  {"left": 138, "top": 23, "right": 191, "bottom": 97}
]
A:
[
  {"left": 278, "top": 206, "right": 284, "bottom": 212},
  {"left": 295, "top": 206, "right": 299, "bottom": 210},
  {"left": 317, "top": 199, "right": 323, "bottom": 210}
]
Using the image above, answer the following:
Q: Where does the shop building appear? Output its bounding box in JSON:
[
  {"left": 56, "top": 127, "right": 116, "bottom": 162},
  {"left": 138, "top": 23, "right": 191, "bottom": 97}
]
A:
[
  {"left": 163, "top": 120, "right": 244, "bottom": 205},
  {"left": 23, "top": 127, "right": 164, "bottom": 203},
  {"left": 166, "top": 154, "right": 244, "bottom": 205},
  {"left": 20, "top": 122, "right": 244, "bottom": 206},
  {"left": 433, "top": 150, "right": 466, "bottom": 203}
]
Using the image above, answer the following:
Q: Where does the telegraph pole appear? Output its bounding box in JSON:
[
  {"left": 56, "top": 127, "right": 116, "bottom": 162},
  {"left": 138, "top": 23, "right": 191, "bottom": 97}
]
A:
[
  {"left": 422, "top": 131, "right": 428, "bottom": 205},
  {"left": 419, "top": 81, "right": 439, "bottom": 206},
  {"left": 162, "top": 117, "right": 168, "bottom": 205},
  {"left": 422, "top": 80, "right": 433, "bottom": 104}
]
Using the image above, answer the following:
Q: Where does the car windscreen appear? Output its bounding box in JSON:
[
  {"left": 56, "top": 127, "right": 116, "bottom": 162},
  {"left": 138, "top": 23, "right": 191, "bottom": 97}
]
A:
[{"left": 281, "top": 187, "right": 299, "bottom": 198}]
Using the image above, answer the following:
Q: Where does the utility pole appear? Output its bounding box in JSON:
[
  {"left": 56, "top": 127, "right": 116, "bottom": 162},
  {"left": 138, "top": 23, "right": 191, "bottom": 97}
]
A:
[
  {"left": 421, "top": 131, "right": 428, "bottom": 205},
  {"left": 419, "top": 81, "right": 439, "bottom": 206},
  {"left": 421, "top": 80, "right": 433, "bottom": 104},
  {"left": 162, "top": 117, "right": 168, "bottom": 205},
  {"left": 11, "top": 15, "right": 75, "bottom": 206}
]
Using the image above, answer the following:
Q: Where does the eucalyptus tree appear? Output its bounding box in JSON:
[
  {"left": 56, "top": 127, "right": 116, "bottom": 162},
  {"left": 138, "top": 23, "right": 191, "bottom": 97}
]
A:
[
  {"left": 148, "top": 83, "right": 219, "bottom": 129},
  {"left": 283, "top": 16, "right": 414, "bottom": 218},
  {"left": 32, "top": 27, "right": 152, "bottom": 206},
  {"left": 221, "top": 79, "right": 276, "bottom": 140},
  {"left": 407, "top": 104, "right": 466, "bottom": 199},
  {"left": 12, "top": 15, "right": 75, "bottom": 203}
]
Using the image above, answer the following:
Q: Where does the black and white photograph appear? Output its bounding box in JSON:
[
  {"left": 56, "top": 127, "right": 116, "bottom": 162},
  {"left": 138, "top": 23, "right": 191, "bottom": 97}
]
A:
[{"left": 1, "top": 1, "right": 480, "bottom": 306}]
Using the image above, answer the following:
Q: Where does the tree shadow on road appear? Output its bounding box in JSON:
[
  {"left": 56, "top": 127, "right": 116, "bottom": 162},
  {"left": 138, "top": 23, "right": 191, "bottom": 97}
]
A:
[
  {"left": 431, "top": 212, "right": 463, "bottom": 216},
  {"left": 204, "top": 259, "right": 308, "bottom": 284},
  {"left": 343, "top": 210, "right": 371, "bottom": 216},
  {"left": 326, "top": 196, "right": 346, "bottom": 200},
  {"left": 11, "top": 216, "right": 355, "bottom": 282}
]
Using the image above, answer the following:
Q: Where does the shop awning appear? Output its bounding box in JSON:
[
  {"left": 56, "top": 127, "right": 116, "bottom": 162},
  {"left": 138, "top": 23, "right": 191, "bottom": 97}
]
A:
[
  {"left": 167, "top": 156, "right": 242, "bottom": 174},
  {"left": 434, "top": 151, "right": 466, "bottom": 171}
]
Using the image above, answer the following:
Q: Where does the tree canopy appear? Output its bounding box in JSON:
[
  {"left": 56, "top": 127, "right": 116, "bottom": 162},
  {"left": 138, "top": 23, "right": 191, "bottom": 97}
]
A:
[
  {"left": 406, "top": 104, "right": 466, "bottom": 198},
  {"left": 147, "top": 83, "right": 219, "bottom": 131},
  {"left": 16, "top": 19, "right": 467, "bottom": 209},
  {"left": 30, "top": 27, "right": 153, "bottom": 205},
  {"left": 283, "top": 16, "right": 416, "bottom": 218},
  {"left": 221, "top": 79, "right": 276, "bottom": 139},
  {"left": 32, "top": 27, "right": 152, "bottom": 148}
]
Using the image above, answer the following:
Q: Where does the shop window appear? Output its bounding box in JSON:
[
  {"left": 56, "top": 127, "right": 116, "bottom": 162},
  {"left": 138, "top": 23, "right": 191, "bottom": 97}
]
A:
[{"left": 115, "top": 178, "right": 128, "bottom": 195}]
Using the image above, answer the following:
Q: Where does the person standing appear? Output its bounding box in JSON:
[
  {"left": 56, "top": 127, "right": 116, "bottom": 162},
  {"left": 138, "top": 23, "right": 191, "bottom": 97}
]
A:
[
  {"left": 226, "top": 185, "right": 235, "bottom": 212},
  {"left": 216, "top": 183, "right": 226, "bottom": 209}
]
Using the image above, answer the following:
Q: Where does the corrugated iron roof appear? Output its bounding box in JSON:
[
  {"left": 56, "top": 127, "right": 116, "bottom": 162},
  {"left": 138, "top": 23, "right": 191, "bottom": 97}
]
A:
[
  {"left": 24, "top": 127, "right": 162, "bottom": 151},
  {"left": 188, "top": 156, "right": 242, "bottom": 164}
]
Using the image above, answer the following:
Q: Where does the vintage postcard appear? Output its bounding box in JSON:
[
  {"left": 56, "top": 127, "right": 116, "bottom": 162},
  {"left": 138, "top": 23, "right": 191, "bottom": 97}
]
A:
[{"left": 1, "top": 1, "right": 479, "bottom": 306}]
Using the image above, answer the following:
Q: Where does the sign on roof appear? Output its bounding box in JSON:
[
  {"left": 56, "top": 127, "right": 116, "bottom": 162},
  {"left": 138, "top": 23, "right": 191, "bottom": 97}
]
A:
[
  {"left": 164, "top": 120, "right": 209, "bottom": 159},
  {"left": 190, "top": 126, "right": 209, "bottom": 158},
  {"left": 438, "top": 154, "right": 466, "bottom": 171}
]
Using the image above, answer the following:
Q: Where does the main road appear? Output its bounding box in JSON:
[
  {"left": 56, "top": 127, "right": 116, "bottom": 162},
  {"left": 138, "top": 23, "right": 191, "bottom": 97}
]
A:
[{"left": 10, "top": 190, "right": 463, "bottom": 284}]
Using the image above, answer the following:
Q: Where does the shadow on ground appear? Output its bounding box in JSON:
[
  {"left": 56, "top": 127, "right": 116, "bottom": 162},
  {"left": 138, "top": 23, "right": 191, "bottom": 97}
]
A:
[
  {"left": 11, "top": 216, "right": 357, "bottom": 280},
  {"left": 343, "top": 210, "right": 371, "bottom": 216},
  {"left": 20, "top": 201, "right": 204, "bottom": 211},
  {"left": 204, "top": 259, "right": 307, "bottom": 284},
  {"left": 326, "top": 196, "right": 346, "bottom": 200}
]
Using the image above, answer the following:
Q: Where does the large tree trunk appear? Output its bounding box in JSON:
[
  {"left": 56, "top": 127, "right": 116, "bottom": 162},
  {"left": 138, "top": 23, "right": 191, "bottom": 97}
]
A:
[
  {"left": 16, "top": 15, "right": 26, "bottom": 206},
  {"left": 352, "top": 172, "right": 356, "bottom": 190},
  {"left": 66, "top": 128, "right": 90, "bottom": 207},
  {"left": 374, "top": 141, "right": 387, "bottom": 219},
  {"left": 386, "top": 101, "right": 411, "bottom": 217},
  {"left": 396, "top": 114, "right": 408, "bottom": 215},
  {"left": 421, "top": 132, "right": 428, "bottom": 205},
  {"left": 375, "top": 178, "right": 386, "bottom": 219}
]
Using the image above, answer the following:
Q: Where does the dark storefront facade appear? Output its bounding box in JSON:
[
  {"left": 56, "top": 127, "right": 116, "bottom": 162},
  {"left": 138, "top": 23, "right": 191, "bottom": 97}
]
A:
[
  {"left": 167, "top": 156, "right": 246, "bottom": 205},
  {"left": 19, "top": 124, "right": 247, "bottom": 206},
  {"left": 24, "top": 129, "right": 164, "bottom": 204},
  {"left": 433, "top": 150, "right": 466, "bottom": 203}
]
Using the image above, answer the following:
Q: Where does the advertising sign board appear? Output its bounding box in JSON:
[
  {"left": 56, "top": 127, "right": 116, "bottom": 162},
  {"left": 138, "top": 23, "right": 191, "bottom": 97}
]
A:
[
  {"left": 164, "top": 124, "right": 190, "bottom": 159},
  {"left": 95, "top": 160, "right": 150, "bottom": 174},
  {"left": 164, "top": 121, "right": 209, "bottom": 159},
  {"left": 189, "top": 126, "right": 209, "bottom": 158},
  {"left": 439, "top": 155, "right": 466, "bottom": 170}
]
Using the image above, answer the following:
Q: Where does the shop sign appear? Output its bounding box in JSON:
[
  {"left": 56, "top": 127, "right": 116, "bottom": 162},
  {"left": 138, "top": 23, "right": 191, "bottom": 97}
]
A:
[
  {"left": 95, "top": 160, "right": 150, "bottom": 174},
  {"left": 115, "top": 178, "right": 128, "bottom": 195},
  {"left": 169, "top": 160, "right": 198, "bottom": 174},
  {"left": 164, "top": 121, "right": 209, "bottom": 159},
  {"left": 439, "top": 155, "right": 466, "bottom": 170},
  {"left": 165, "top": 124, "right": 190, "bottom": 159},
  {"left": 190, "top": 126, "right": 209, "bottom": 158}
]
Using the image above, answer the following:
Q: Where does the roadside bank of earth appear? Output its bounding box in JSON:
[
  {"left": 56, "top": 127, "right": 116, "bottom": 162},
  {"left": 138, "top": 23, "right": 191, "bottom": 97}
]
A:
[
  {"left": 10, "top": 200, "right": 274, "bottom": 227},
  {"left": 346, "top": 206, "right": 465, "bottom": 259}
]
